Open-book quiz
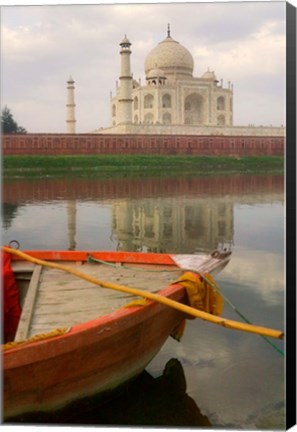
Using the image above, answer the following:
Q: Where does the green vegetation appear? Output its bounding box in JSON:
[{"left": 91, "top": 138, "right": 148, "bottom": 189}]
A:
[
  {"left": 3, "top": 154, "right": 284, "bottom": 179},
  {"left": 1, "top": 106, "right": 27, "bottom": 134}
]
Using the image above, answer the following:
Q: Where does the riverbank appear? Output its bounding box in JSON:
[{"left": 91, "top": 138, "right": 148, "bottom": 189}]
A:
[{"left": 3, "top": 155, "right": 284, "bottom": 178}]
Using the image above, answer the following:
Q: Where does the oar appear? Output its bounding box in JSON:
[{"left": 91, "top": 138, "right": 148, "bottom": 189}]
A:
[{"left": 2, "top": 246, "right": 284, "bottom": 340}]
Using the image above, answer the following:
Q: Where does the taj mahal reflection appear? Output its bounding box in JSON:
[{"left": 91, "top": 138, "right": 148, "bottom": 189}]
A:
[
  {"left": 112, "top": 197, "right": 233, "bottom": 253},
  {"left": 2, "top": 175, "right": 284, "bottom": 253}
]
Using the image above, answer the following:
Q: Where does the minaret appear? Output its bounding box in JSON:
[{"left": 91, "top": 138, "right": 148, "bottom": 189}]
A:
[
  {"left": 67, "top": 200, "right": 77, "bottom": 251},
  {"left": 66, "top": 76, "right": 76, "bottom": 133},
  {"left": 117, "top": 35, "right": 133, "bottom": 125}
]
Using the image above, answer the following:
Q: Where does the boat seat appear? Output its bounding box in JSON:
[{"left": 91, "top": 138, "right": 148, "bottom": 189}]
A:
[{"left": 14, "top": 265, "right": 43, "bottom": 342}]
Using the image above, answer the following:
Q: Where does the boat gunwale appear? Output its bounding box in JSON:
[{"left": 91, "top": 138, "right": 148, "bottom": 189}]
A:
[{"left": 10, "top": 250, "right": 177, "bottom": 266}]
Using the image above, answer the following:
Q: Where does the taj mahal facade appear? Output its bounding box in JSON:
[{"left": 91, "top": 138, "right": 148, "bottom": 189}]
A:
[
  {"left": 65, "top": 26, "right": 284, "bottom": 137},
  {"left": 111, "top": 27, "right": 233, "bottom": 128}
]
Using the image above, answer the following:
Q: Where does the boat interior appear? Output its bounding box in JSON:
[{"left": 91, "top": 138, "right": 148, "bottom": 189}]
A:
[
  {"left": 11, "top": 259, "right": 183, "bottom": 342},
  {"left": 10, "top": 249, "right": 231, "bottom": 343}
]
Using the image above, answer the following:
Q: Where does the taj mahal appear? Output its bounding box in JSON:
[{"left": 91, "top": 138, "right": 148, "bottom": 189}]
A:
[
  {"left": 111, "top": 25, "right": 233, "bottom": 127},
  {"left": 66, "top": 26, "right": 284, "bottom": 137}
]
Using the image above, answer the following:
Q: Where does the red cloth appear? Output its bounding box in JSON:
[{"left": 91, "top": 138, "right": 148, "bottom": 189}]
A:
[{"left": 2, "top": 250, "right": 22, "bottom": 343}]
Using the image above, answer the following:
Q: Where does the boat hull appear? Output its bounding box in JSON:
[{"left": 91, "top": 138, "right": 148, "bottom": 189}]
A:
[
  {"left": 3, "top": 249, "right": 231, "bottom": 419},
  {"left": 3, "top": 283, "right": 186, "bottom": 419}
]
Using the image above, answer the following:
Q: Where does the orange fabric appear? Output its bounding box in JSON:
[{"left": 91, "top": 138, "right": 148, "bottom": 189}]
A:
[
  {"left": 174, "top": 271, "right": 224, "bottom": 316},
  {"left": 170, "top": 272, "right": 224, "bottom": 339},
  {"left": 2, "top": 249, "right": 22, "bottom": 343}
]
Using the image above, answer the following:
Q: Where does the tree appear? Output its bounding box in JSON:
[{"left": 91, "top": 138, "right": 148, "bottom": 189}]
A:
[{"left": 1, "top": 106, "right": 27, "bottom": 133}]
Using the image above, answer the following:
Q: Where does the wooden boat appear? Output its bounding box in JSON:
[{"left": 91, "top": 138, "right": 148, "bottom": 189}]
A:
[
  {"left": 3, "top": 246, "right": 283, "bottom": 421},
  {"left": 2, "top": 247, "right": 231, "bottom": 420}
]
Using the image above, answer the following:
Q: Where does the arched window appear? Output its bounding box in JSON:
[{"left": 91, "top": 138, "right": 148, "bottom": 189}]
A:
[
  {"left": 134, "top": 114, "right": 139, "bottom": 124},
  {"left": 217, "top": 96, "right": 225, "bottom": 110},
  {"left": 112, "top": 104, "right": 116, "bottom": 117},
  {"left": 144, "top": 113, "right": 154, "bottom": 124},
  {"left": 184, "top": 93, "right": 203, "bottom": 124},
  {"left": 162, "top": 94, "right": 171, "bottom": 108},
  {"left": 217, "top": 114, "right": 225, "bottom": 125},
  {"left": 144, "top": 94, "right": 154, "bottom": 109},
  {"left": 134, "top": 97, "right": 138, "bottom": 110},
  {"left": 163, "top": 113, "right": 171, "bottom": 124}
]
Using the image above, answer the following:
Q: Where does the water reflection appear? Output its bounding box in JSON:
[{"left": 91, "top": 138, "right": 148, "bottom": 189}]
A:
[
  {"left": 2, "top": 174, "right": 284, "bottom": 204},
  {"left": 67, "top": 200, "right": 77, "bottom": 251},
  {"left": 2, "top": 174, "right": 283, "bottom": 254},
  {"left": 112, "top": 196, "right": 234, "bottom": 253},
  {"left": 150, "top": 290, "right": 285, "bottom": 428}
]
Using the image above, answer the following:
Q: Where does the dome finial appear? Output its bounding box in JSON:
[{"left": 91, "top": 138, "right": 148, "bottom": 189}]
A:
[{"left": 167, "top": 23, "right": 171, "bottom": 38}]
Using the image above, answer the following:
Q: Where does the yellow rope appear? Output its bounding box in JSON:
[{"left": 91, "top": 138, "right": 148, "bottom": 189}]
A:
[
  {"left": 2, "top": 327, "right": 71, "bottom": 351},
  {"left": 2, "top": 247, "right": 284, "bottom": 340},
  {"left": 122, "top": 299, "right": 149, "bottom": 308}
]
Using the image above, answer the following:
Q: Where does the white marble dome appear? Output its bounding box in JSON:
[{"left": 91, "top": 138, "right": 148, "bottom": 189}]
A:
[{"left": 145, "top": 33, "right": 194, "bottom": 79}]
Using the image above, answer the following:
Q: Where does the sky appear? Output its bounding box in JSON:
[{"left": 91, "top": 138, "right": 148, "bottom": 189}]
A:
[{"left": 0, "top": 0, "right": 291, "bottom": 133}]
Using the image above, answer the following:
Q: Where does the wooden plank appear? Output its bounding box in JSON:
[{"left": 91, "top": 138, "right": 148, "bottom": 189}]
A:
[
  {"left": 37, "top": 270, "right": 180, "bottom": 296},
  {"left": 11, "top": 261, "right": 35, "bottom": 273},
  {"left": 14, "top": 265, "right": 43, "bottom": 342},
  {"left": 27, "top": 263, "right": 183, "bottom": 337}
]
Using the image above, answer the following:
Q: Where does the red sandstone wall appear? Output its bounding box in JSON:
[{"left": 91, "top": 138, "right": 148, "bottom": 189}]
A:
[{"left": 2, "top": 133, "right": 285, "bottom": 156}]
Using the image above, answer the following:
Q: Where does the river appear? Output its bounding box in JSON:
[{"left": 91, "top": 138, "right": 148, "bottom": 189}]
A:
[{"left": 2, "top": 173, "right": 285, "bottom": 429}]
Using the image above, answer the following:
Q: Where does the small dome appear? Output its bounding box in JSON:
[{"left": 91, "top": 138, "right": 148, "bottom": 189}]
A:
[
  {"left": 132, "top": 79, "right": 140, "bottom": 89},
  {"left": 202, "top": 69, "right": 217, "bottom": 81},
  {"left": 145, "top": 31, "right": 194, "bottom": 79}
]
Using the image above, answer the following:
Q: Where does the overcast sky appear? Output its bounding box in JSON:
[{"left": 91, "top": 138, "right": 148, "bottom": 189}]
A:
[{"left": 0, "top": 1, "right": 291, "bottom": 133}]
